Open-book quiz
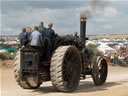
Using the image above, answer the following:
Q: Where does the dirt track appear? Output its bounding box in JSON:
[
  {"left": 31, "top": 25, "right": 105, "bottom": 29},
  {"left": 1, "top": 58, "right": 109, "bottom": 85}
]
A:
[{"left": 1, "top": 66, "right": 128, "bottom": 96}]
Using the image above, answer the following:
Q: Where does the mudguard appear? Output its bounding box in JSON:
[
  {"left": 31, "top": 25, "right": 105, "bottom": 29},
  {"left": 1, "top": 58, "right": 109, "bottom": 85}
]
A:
[{"left": 20, "top": 47, "right": 39, "bottom": 70}]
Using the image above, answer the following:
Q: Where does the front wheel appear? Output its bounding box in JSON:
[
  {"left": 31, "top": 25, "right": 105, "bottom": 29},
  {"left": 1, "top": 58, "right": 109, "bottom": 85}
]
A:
[
  {"left": 92, "top": 56, "right": 108, "bottom": 85},
  {"left": 50, "top": 46, "right": 81, "bottom": 92}
]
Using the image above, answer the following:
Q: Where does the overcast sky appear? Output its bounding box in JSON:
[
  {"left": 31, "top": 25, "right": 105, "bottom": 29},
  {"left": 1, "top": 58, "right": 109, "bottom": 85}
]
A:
[{"left": 0, "top": 0, "right": 128, "bottom": 36}]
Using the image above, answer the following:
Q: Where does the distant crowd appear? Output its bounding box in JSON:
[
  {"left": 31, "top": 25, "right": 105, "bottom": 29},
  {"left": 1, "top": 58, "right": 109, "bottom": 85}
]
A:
[{"left": 104, "top": 48, "right": 128, "bottom": 65}]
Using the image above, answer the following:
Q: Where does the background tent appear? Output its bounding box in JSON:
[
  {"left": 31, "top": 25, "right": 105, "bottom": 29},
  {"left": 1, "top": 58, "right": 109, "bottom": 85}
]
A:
[{"left": 97, "top": 42, "right": 116, "bottom": 53}]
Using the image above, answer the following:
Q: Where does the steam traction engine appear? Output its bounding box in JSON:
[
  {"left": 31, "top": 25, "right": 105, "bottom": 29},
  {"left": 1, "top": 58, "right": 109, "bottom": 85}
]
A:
[{"left": 14, "top": 18, "right": 108, "bottom": 92}]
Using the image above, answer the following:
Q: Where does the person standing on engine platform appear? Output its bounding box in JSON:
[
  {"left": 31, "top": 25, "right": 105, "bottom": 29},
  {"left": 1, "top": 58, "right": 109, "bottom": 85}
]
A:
[
  {"left": 26, "top": 27, "right": 32, "bottom": 42},
  {"left": 19, "top": 28, "right": 28, "bottom": 46},
  {"left": 38, "top": 22, "right": 47, "bottom": 34},
  {"left": 30, "top": 26, "right": 44, "bottom": 49},
  {"left": 43, "top": 23, "right": 56, "bottom": 61},
  {"left": 74, "top": 32, "right": 79, "bottom": 38}
]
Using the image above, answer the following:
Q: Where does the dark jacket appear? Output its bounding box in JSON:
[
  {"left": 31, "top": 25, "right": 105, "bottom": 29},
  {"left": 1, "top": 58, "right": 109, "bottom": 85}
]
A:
[
  {"left": 27, "top": 32, "right": 31, "bottom": 43},
  {"left": 38, "top": 26, "right": 47, "bottom": 34},
  {"left": 43, "top": 28, "right": 56, "bottom": 60},
  {"left": 43, "top": 28, "right": 56, "bottom": 42},
  {"left": 19, "top": 32, "right": 28, "bottom": 46}
]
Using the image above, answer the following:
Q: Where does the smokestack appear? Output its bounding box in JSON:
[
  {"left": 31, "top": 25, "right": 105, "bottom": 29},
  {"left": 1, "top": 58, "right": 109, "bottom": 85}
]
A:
[{"left": 80, "top": 17, "right": 87, "bottom": 44}]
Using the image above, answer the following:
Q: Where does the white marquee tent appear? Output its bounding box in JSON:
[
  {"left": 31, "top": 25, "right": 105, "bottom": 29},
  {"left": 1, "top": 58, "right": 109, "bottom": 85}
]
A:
[
  {"left": 97, "top": 42, "right": 116, "bottom": 53},
  {"left": 86, "top": 41, "right": 97, "bottom": 46}
]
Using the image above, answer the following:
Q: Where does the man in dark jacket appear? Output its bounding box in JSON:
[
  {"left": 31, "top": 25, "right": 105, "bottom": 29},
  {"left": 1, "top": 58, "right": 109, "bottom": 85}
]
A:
[
  {"left": 43, "top": 23, "right": 56, "bottom": 61},
  {"left": 19, "top": 28, "right": 28, "bottom": 46}
]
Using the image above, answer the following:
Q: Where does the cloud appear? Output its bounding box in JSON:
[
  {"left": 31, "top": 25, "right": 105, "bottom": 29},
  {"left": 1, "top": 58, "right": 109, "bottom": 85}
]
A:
[
  {"left": 104, "top": 25, "right": 112, "bottom": 30},
  {"left": 2, "top": 27, "right": 13, "bottom": 32},
  {"left": 1, "top": 1, "right": 88, "bottom": 14},
  {"left": 1, "top": 1, "right": 88, "bottom": 35},
  {"left": 1, "top": 27, "right": 20, "bottom": 35},
  {"left": 1, "top": 7, "right": 81, "bottom": 35},
  {"left": 1, "top": 1, "right": 128, "bottom": 35},
  {"left": 104, "top": 7, "right": 117, "bottom": 17}
]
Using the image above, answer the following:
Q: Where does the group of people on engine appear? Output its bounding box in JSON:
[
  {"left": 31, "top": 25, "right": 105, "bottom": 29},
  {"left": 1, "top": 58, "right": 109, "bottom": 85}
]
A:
[{"left": 19, "top": 22, "right": 56, "bottom": 61}]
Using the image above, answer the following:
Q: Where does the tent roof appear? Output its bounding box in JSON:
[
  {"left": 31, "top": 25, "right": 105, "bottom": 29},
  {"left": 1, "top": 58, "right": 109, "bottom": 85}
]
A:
[
  {"left": 97, "top": 42, "right": 116, "bottom": 53},
  {"left": 86, "top": 41, "right": 97, "bottom": 46}
]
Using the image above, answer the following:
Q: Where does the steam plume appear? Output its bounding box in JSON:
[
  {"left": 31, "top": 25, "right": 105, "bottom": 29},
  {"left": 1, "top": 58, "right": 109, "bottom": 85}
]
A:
[{"left": 80, "top": 0, "right": 108, "bottom": 18}]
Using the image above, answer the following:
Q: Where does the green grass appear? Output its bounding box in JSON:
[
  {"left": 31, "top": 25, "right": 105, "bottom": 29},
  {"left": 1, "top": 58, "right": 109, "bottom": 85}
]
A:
[{"left": 0, "top": 52, "right": 16, "bottom": 60}]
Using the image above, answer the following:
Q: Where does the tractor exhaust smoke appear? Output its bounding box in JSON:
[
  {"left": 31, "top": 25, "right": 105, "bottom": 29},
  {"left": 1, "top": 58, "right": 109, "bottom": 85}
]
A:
[{"left": 80, "top": 0, "right": 108, "bottom": 18}]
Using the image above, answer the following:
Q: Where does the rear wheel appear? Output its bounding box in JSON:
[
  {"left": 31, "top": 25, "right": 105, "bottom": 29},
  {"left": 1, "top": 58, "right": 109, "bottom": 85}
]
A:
[
  {"left": 92, "top": 56, "right": 108, "bottom": 85},
  {"left": 50, "top": 46, "right": 81, "bottom": 92},
  {"left": 14, "top": 50, "right": 42, "bottom": 89}
]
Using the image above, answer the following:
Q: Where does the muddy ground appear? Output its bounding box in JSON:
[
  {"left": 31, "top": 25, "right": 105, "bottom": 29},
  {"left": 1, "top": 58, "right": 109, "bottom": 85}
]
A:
[{"left": 0, "top": 65, "right": 128, "bottom": 96}]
